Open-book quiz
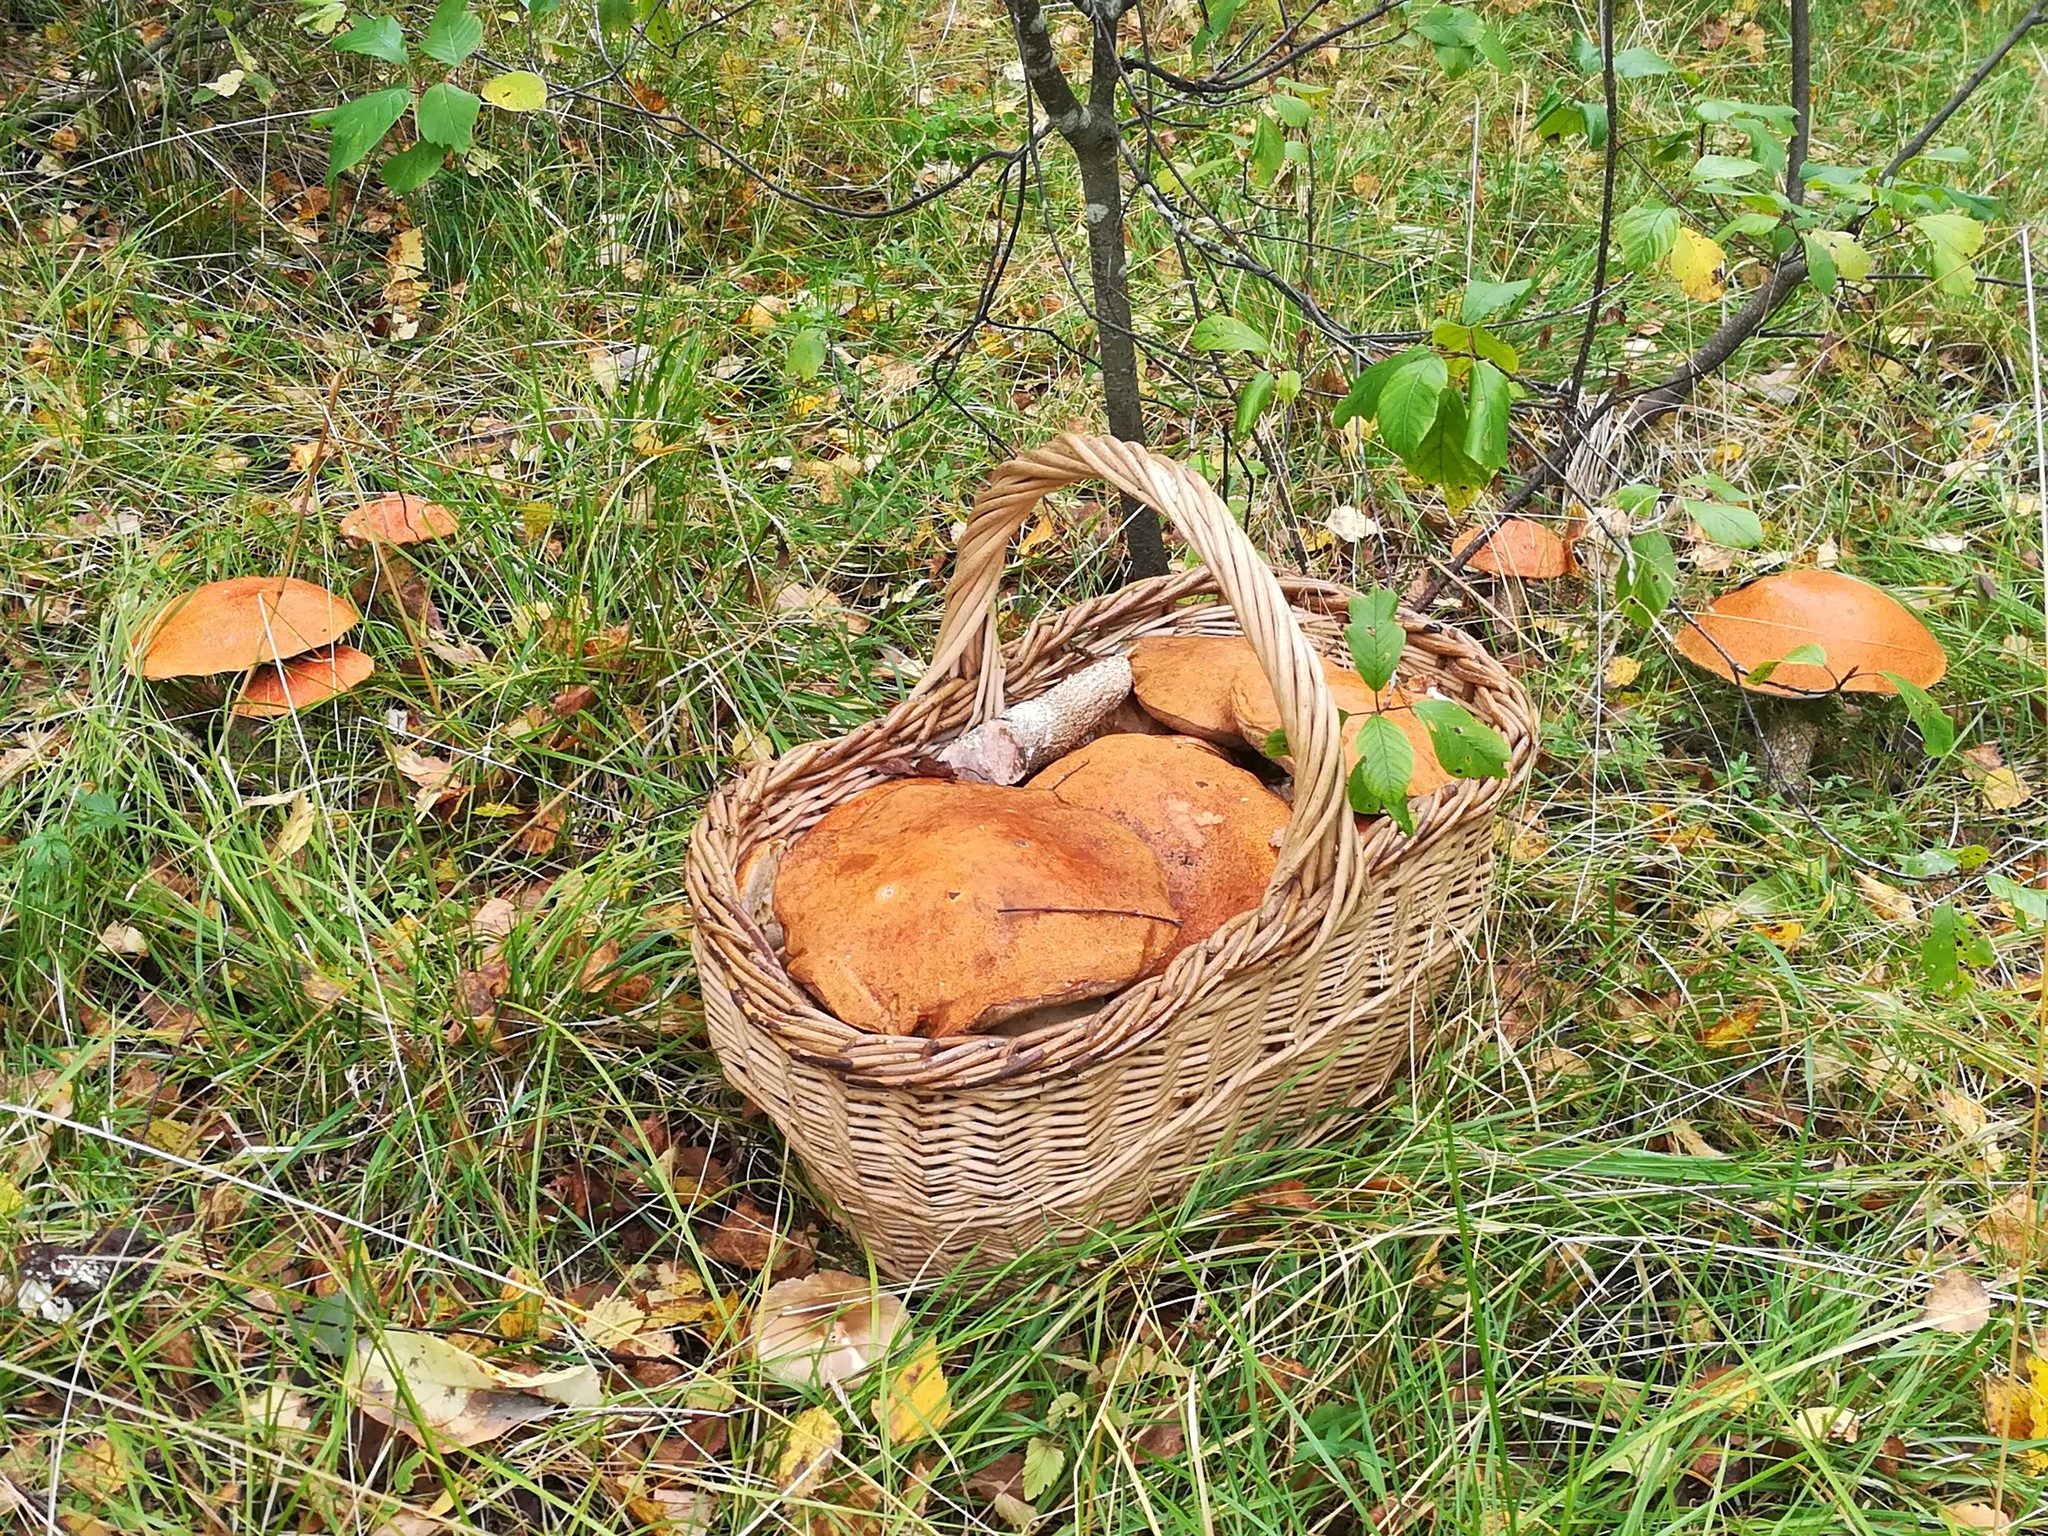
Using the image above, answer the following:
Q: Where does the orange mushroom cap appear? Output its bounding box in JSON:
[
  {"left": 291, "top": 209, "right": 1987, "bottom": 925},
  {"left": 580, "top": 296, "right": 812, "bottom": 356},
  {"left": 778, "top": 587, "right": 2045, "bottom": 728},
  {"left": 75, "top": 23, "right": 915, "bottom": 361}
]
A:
[
  {"left": 1128, "top": 634, "right": 1267, "bottom": 744},
  {"left": 341, "top": 493, "right": 458, "bottom": 547},
  {"left": 774, "top": 780, "right": 1180, "bottom": 1038},
  {"left": 1453, "top": 518, "right": 1574, "bottom": 578},
  {"left": 1674, "top": 569, "right": 1947, "bottom": 697},
  {"left": 1028, "top": 732, "right": 1289, "bottom": 962},
  {"left": 232, "top": 643, "right": 375, "bottom": 719},
  {"left": 126, "top": 576, "right": 361, "bottom": 680}
]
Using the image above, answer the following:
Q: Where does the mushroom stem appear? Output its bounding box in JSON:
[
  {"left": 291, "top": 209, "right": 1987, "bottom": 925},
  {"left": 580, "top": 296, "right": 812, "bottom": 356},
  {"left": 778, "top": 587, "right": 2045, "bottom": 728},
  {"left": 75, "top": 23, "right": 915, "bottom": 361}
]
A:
[
  {"left": 1755, "top": 695, "right": 1829, "bottom": 788},
  {"left": 938, "top": 656, "right": 1133, "bottom": 785}
]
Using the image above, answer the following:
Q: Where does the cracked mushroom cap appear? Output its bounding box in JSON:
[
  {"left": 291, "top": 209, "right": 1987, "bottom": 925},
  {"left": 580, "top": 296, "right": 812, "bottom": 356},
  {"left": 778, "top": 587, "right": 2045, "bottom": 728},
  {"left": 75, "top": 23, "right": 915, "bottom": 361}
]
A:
[
  {"left": 1674, "top": 569, "right": 1947, "bottom": 697},
  {"left": 1029, "top": 732, "right": 1290, "bottom": 961},
  {"left": 773, "top": 780, "right": 1180, "bottom": 1038},
  {"left": 341, "top": 493, "right": 459, "bottom": 547},
  {"left": 1453, "top": 518, "right": 1574, "bottom": 578},
  {"left": 1129, "top": 634, "right": 1267, "bottom": 743},
  {"left": 753, "top": 1270, "right": 908, "bottom": 1392},
  {"left": 1231, "top": 654, "right": 1451, "bottom": 799},
  {"left": 126, "top": 576, "right": 361, "bottom": 680},
  {"left": 231, "top": 643, "right": 375, "bottom": 719}
]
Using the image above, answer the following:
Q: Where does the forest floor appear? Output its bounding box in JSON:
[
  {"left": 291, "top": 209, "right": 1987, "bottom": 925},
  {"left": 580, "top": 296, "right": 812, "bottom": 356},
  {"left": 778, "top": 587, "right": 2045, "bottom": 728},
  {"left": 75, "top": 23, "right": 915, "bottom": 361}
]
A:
[{"left": 2, "top": 0, "right": 2047, "bottom": 1532}]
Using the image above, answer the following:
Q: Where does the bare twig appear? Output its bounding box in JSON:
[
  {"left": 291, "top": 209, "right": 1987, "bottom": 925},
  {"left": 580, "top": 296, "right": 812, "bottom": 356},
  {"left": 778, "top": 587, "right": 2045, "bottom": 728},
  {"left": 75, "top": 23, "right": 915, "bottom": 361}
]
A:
[{"left": 1876, "top": 0, "right": 2047, "bottom": 185}]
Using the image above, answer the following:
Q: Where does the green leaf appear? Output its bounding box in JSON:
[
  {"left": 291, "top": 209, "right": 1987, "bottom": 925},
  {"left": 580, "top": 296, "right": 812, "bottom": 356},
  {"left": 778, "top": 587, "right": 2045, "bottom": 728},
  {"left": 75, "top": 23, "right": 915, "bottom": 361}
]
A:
[
  {"left": 314, "top": 86, "right": 413, "bottom": 176},
  {"left": 381, "top": 140, "right": 446, "bottom": 194},
  {"left": 1570, "top": 32, "right": 1601, "bottom": 75},
  {"left": 1272, "top": 369, "right": 1303, "bottom": 404},
  {"left": 1346, "top": 715, "right": 1416, "bottom": 834},
  {"left": 1919, "top": 903, "right": 1966, "bottom": 994},
  {"left": 1234, "top": 370, "right": 1277, "bottom": 439},
  {"left": 1880, "top": 672, "right": 1956, "bottom": 758},
  {"left": 1616, "top": 203, "right": 1680, "bottom": 270},
  {"left": 1581, "top": 100, "right": 1609, "bottom": 149},
  {"left": 1412, "top": 5, "right": 1484, "bottom": 46},
  {"left": 1533, "top": 88, "right": 1584, "bottom": 141},
  {"left": 1462, "top": 359, "right": 1512, "bottom": 474},
  {"left": 786, "top": 326, "right": 827, "bottom": 382},
  {"left": 1190, "top": 0, "right": 1246, "bottom": 57},
  {"left": 1987, "top": 872, "right": 2048, "bottom": 928},
  {"left": 1611, "top": 45, "right": 1674, "bottom": 78},
  {"left": 1333, "top": 346, "right": 1434, "bottom": 428},
  {"left": 1801, "top": 231, "right": 1839, "bottom": 294},
  {"left": 1432, "top": 42, "right": 1474, "bottom": 77},
  {"left": 416, "top": 82, "right": 480, "bottom": 151},
  {"left": 1613, "top": 483, "right": 1660, "bottom": 517},
  {"left": 1691, "top": 154, "right": 1765, "bottom": 183},
  {"left": 1460, "top": 277, "right": 1533, "bottom": 325},
  {"left": 1474, "top": 24, "right": 1509, "bottom": 72},
  {"left": 1401, "top": 389, "right": 1488, "bottom": 489},
  {"left": 1344, "top": 588, "right": 1405, "bottom": 691},
  {"left": 1695, "top": 98, "right": 1798, "bottom": 129},
  {"left": 419, "top": 0, "right": 483, "bottom": 64},
  {"left": 1411, "top": 698, "right": 1510, "bottom": 779},
  {"left": 642, "top": 0, "right": 681, "bottom": 46},
  {"left": 598, "top": 0, "right": 636, "bottom": 31},
  {"left": 1188, "top": 313, "right": 1270, "bottom": 355},
  {"left": 332, "top": 14, "right": 408, "bottom": 64},
  {"left": 1270, "top": 93, "right": 1311, "bottom": 128},
  {"left": 1618, "top": 531, "right": 1676, "bottom": 631},
  {"left": 1808, "top": 229, "right": 1871, "bottom": 287},
  {"left": 1262, "top": 727, "right": 1289, "bottom": 759},
  {"left": 1681, "top": 499, "right": 1763, "bottom": 549},
  {"left": 1251, "top": 113, "right": 1284, "bottom": 183},
  {"left": 1718, "top": 211, "right": 1781, "bottom": 241},
  {"left": 1022, "top": 1437, "right": 1065, "bottom": 1501},
  {"left": 1746, "top": 642, "right": 1827, "bottom": 685},
  {"left": 1374, "top": 351, "right": 1449, "bottom": 458},
  {"left": 1429, "top": 320, "right": 1518, "bottom": 373},
  {"left": 1914, "top": 212, "right": 1984, "bottom": 296},
  {"left": 480, "top": 70, "right": 548, "bottom": 112}
]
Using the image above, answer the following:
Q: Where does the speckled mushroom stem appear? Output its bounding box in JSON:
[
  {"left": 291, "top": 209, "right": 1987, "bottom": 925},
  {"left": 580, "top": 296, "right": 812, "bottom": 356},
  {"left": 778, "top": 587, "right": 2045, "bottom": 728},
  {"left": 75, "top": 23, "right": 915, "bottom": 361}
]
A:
[
  {"left": 1755, "top": 694, "right": 1829, "bottom": 788},
  {"left": 937, "top": 654, "right": 1133, "bottom": 784}
]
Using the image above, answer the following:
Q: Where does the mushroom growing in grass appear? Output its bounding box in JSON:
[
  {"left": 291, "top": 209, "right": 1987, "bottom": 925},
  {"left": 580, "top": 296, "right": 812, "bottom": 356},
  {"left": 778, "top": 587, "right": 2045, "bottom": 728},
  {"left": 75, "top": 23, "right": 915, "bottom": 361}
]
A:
[
  {"left": 126, "top": 576, "right": 369, "bottom": 717},
  {"left": 342, "top": 492, "right": 459, "bottom": 628},
  {"left": 1450, "top": 518, "right": 1573, "bottom": 638},
  {"left": 1673, "top": 569, "right": 1951, "bottom": 787}
]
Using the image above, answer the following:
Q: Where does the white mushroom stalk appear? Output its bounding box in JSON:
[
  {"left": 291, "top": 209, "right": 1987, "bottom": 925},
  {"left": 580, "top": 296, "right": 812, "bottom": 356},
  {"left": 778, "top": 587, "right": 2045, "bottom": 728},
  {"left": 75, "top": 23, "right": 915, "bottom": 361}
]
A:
[{"left": 937, "top": 654, "right": 1133, "bottom": 785}]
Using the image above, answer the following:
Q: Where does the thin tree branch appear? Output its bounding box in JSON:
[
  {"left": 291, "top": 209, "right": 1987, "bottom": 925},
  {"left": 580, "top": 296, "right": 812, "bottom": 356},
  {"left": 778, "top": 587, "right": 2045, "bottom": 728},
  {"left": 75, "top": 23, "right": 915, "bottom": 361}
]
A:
[
  {"left": 1567, "top": 0, "right": 1620, "bottom": 403},
  {"left": 1876, "top": 0, "right": 2046, "bottom": 185},
  {"left": 1785, "top": 0, "right": 1810, "bottom": 205}
]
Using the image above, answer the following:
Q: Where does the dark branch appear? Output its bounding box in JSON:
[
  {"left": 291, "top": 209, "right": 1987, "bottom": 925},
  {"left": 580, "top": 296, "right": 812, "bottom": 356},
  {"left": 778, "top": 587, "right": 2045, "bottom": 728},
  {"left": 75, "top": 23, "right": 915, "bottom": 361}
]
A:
[
  {"left": 1876, "top": 0, "right": 2046, "bottom": 184},
  {"left": 1567, "top": 0, "right": 1620, "bottom": 403},
  {"left": 1785, "top": 0, "right": 1811, "bottom": 205}
]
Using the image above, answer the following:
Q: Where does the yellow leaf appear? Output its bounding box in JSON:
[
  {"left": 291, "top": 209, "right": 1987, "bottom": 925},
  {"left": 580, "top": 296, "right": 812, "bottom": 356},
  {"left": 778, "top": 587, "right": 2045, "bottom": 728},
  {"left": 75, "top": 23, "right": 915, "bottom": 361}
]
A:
[
  {"left": 1853, "top": 871, "right": 1915, "bottom": 926},
  {"left": 579, "top": 1294, "right": 648, "bottom": 1350},
  {"left": 775, "top": 1405, "right": 842, "bottom": 1497},
  {"left": 1700, "top": 1003, "right": 1762, "bottom": 1049},
  {"left": 1976, "top": 766, "right": 2032, "bottom": 812},
  {"left": 480, "top": 71, "right": 548, "bottom": 113},
  {"left": 1751, "top": 919, "right": 1803, "bottom": 949},
  {"left": 145, "top": 1118, "right": 201, "bottom": 1159},
  {"left": 1669, "top": 227, "right": 1727, "bottom": 302},
  {"left": 1603, "top": 654, "right": 1641, "bottom": 689},
  {"left": 269, "top": 792, "right": 318, "bottom": 863},
  {"left": 1016, "top": 513, "right": 1059, "bottom": 557},
  {"left": 0, "top": 1175, "right": 24, "bottom": 1219},
  {"left": 875, "top": 1338, "right": 952, "bottom": 1445}
]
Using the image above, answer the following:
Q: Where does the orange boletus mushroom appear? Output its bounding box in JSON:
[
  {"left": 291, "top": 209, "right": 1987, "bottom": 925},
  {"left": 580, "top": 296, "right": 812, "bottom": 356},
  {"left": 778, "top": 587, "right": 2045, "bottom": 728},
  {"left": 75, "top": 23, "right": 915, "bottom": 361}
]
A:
[
  {"left": 1128, "top": 634, "right": 1267, "bottom": 744},
  {"left": 1673, "top": 568, "right": 1948, "bottom": 784},
  {"left": 1453, "top": 518, "right": 1575, "bottom": 579},
  {"left": 1230, "top": 654, "right": 1451, "bottom": 801},
  {"left": 126, "top": 576, "right": 361, "bottom": 681},
  {"left": 231, "top": 643, "right": 375, "bottom": 719},
  {"left": 773, "top": 779, "right": 1180, "bottom": 1038},
  {"left": 341, "top": 493, "right": 459, "bottom": 547},
  {"left": 1028, "top": 732, "right": 1289, "bottom": 961}
]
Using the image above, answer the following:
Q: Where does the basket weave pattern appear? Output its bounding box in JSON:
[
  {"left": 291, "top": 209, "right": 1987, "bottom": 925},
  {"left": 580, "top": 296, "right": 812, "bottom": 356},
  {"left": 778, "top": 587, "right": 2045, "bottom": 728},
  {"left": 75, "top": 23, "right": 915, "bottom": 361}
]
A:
[{"left": 685, "top": 436, "right": 1537, "bottom": 1277}]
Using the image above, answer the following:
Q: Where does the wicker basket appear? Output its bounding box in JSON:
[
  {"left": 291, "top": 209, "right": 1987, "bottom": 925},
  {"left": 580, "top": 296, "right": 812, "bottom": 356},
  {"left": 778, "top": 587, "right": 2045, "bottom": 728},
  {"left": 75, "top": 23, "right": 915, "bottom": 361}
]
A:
[{"left": 685, "top": 435, "right": 1537, "bottom": 1279}]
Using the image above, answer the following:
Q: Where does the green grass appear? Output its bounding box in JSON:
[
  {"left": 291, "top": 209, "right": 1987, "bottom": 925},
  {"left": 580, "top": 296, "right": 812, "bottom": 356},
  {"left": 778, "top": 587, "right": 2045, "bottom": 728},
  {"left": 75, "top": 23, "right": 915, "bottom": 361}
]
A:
[{"left": 2, "top": 0, "right": 2046, "bottom": 1531}]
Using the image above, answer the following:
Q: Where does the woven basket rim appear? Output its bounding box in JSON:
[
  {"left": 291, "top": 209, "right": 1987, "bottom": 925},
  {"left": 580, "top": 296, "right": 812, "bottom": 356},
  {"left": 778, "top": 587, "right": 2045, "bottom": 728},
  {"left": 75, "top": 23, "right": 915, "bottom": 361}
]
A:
[{"left": 684, "top": 569, "right": 1538, "bottom": 1094}]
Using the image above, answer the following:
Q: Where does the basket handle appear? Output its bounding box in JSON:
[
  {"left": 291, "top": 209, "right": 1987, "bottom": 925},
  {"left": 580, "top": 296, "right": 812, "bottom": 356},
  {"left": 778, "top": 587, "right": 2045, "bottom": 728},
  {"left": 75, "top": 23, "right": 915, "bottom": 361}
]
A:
[{"left": 911, "top": 433, "right": 1355, "bottom": 900}]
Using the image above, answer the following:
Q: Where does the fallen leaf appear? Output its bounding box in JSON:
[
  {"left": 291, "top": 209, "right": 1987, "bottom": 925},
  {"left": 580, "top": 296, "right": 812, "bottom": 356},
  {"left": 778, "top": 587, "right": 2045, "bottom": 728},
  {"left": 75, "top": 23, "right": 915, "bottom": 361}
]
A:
[
  {"left": 775, "top": 1405, "right": 842, "bottom": 1497},
  {"left": 875, "top": 1337, "right": 952, "bottom": 1445},
  {"left": 1959, "top": 743, "right": 2034, "bottom": 812},
  {"left": 1789, "top": 1404, "right": 1858, "bottom": 1443},
  {"left": 1663, "top": 1119, "right": 1725, "bottom": 1158},
  {"left": 1976, "top": 1192, "right": 2045, "bottom": 1268},
  {"left": 345, "top": 1330, "right": 600, "bottom": 1449},
  {"left": 1700, "top": 1003, "right": 1763, "bottom": 1049},
  {"left": 511, "top": 805, "right": 563, "bottom": 856},
  {"left": 1923, "top": 1270, "right": 1990, "bottom": 1334},
  {"left": 269, "top": 792, "right": 319, "bottom": 863},
  {"left": 1854, "top": 871, "right": 1916, "bottom": 926},
  {"left": 1603, "top": 654, "right": 1642, "bottom": 689},
  {"left": 97, "top": 923, "right": 147, "bottom": 957},
  {"left": 1943, "top": 1503, "right": 2012, "bottom": 1532},
  {"left": 392, "top": 748, "right": 465, "bottom": 819}
]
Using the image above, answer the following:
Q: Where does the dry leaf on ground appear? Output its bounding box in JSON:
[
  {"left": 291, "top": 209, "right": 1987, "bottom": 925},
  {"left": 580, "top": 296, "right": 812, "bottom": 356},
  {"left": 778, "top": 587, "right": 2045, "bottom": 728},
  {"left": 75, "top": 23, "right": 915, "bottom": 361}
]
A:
[
  {"left": 345, "top": 1330, "right": 600, "bottom": 1449},
  {"left": 1922, "top": 1270, "right": 1990, "bottom": 1334},
  {"left": 875, "top": 1337, "right": 952, "bottom": 1445},
  {"left": 775, "top": 1405, "right": 842, "bottom": 1497}
]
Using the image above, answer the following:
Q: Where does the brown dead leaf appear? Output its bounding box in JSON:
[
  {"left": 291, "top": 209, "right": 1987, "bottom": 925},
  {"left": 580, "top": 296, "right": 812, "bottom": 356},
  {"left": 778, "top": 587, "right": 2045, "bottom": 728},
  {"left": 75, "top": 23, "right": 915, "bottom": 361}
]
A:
[
  {"left": 1855, "top": 871, "right": 1917, "bottom": 926},
  {"left": 511, "top": 805, "right": 564, "bottom": 857},
  {"left": 1701, "top": 1003, "right": 1763, "bottom": 1049},
  {"left": 392, "top": 748, "right": 465, "bottom": 819},
  {"left": 1976, "top": 1192, "right": 2046, "bottom": 1269},
  {"left": 1959, "top": 743, "right": 2034, "bottom": 812},
  {"left": 1944, "top": 1503, "right": 2014, "bottom": 1532},
  {"left": 1922, "top": 1270, "right": 1990, "bottom": 1334},
  {"left": 703, "top": 1196, "right": 813, "bottom": 1277}
]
